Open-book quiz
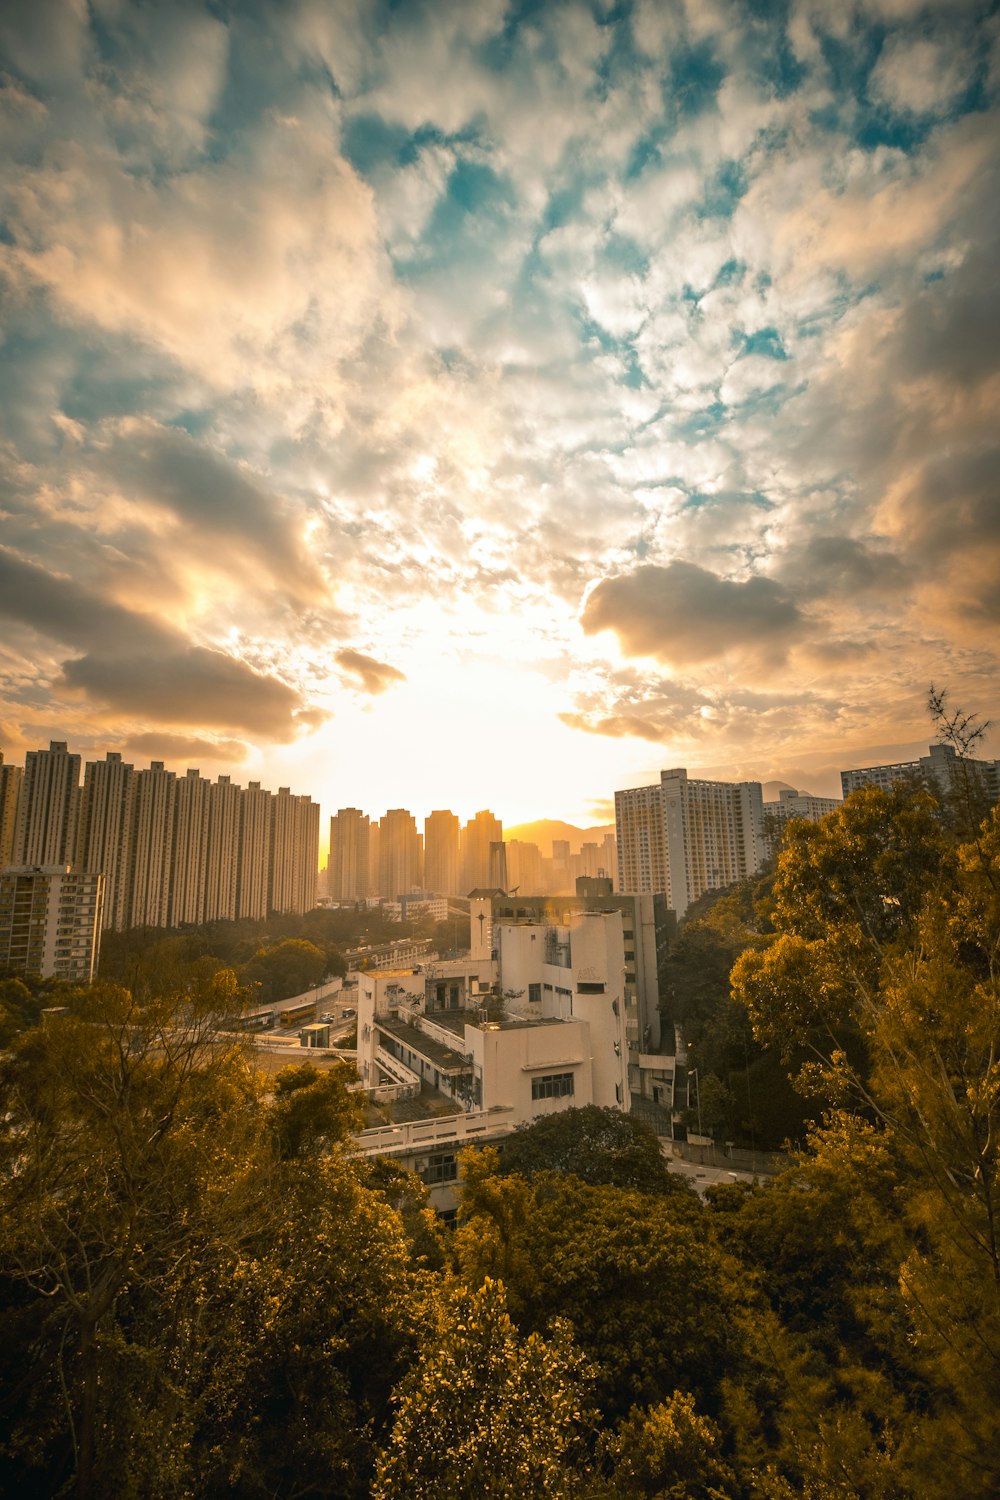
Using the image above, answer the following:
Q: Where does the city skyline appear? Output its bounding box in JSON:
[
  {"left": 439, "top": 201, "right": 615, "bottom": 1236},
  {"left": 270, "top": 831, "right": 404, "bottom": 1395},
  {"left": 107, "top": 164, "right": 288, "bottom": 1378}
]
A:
[{"left": 1, "top": 2, "right": 997, "bottom": 827}]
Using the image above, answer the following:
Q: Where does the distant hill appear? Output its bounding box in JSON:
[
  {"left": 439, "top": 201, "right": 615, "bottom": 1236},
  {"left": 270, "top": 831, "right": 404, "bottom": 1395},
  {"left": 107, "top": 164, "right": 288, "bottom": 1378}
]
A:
[
  {"left": 504, "top": 820, "right": 616, "bottom": 857},
  {"left": 762, "top": 780, "right": 798, "bottom": 801}
]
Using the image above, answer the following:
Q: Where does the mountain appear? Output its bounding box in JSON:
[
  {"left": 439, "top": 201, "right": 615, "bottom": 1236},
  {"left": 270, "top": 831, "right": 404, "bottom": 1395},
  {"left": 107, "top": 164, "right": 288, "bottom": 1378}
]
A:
[{"left": 504, "top": 820, "right": 616, "bottom": 857}]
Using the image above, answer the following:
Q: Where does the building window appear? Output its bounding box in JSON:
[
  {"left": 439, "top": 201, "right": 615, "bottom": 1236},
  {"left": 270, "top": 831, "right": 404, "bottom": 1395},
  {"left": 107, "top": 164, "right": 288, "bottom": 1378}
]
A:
[
  {"left": 531, "top": 1072, "right": 575, "bottom": 1100},
  {"left": 423, "top": 1152, "right": 458, "bottom": 1184},
  {"left": 624, "top": 950, "right": 635, "bottom": 960},
  {"left": 578, "top": 981, "right": 605, "bottom": 994}
]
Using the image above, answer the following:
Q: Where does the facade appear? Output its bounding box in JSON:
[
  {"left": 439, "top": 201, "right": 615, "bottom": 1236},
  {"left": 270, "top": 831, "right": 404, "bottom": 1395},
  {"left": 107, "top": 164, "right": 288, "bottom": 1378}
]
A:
[
  {"left": 423, "top": 810, "right": 460, "bottom": 896},
  {"left": 352, "top": 906, "right": 633, "bottom": 1204},
  {"left": 378, "top": 808, "right": 422, "bottom": 899},
  {"left": 616, "top": 769, "right": 765, "bottom": 917},
  {"left": 0, "top": 755, "right": 23, "bottom": 867},
  {"left": 15, "top": 741, "right": 81, "bottom": 867},
  {"left": 461, "top": 809, "right": 502, "bottom": 893},
  {"left": 2, "top": 745, "right": 320, "bottom": 932},
  {"left": 840, "top": 742, "right": 1000, "bottom": 803},
  {"left": 169, "top": 769, "right": 210, "bottom": 927},
  {"left": 329, "top": 807, "right": 370, "bottom": 900},
  {"left": 269, "top": 789, "right": 320, "bottom": 915},
  {"left": 204, "top": 775, "right": 240, "bottom": 922},
  {"left": 615, "top": 783, "right": 668, "bottom": 895},
  {"left": 0, "top": 865, "right": 104, "bottom": 982},
  {"left": 77, "top": 752, "right": 135, "bottom": 930},
  {"left": 128, "top": 761, "right": 176, "bottom": 928},
  {"left": 236, "top": 781, "right": 271, "bottom": 920}
]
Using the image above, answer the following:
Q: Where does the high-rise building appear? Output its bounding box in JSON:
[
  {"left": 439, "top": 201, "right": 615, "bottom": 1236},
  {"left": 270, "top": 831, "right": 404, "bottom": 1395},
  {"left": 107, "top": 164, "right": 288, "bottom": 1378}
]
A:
[
  {"left": 329, "top": 808, "right": 370, "bottom": 900},
  {"left": 204, "top": 774, "right": 240, "bottom": 922},
  {"left": 0, "top": 865, "right": 104, "bottom": 982},
  {"left": 378, "top": 808, "right": 421, "bottom": 899},
  {"left": 505, "top": 838, "right": 542, "bottom": 894},
  {"left": 616, "top": 768, "right": 765, "bottom": 917},
  {"left": 269, "top": 788, "right": 320, "bottom": 915},
  {"left": 128, "top": 761, "right": 177, "bottom": 928},
  {"left": 424, "top": 809, "right": 460, "bottom": 895},
  {"left": 76, "top": 752, "right": 135, "bottom": 930},
  {"left": 488, "top": 840, "right": 508, "bottom": 891},
  {"left": 615, "top": 783, "right": 668, "bottom": 896},
  {"left": 461, "top": 810, "right": 502, "bottom": 893},
  {"left": 840, "top": 742, "right": 1000, "bottom": 803},
  {"left": 294, "top": 794, "right": 320, "bottom": 914},
  {"left": 15, "top": 741, "right": 80, "bottom": 867},
  {"left": 236, "top": 781, "right": 271, "bottom": 920},
  {"left": 169, "top": 769, "right": 210, "bottom": 926},
  {"left": 0, "top": 754, "right": 24, "bottom": 867}
]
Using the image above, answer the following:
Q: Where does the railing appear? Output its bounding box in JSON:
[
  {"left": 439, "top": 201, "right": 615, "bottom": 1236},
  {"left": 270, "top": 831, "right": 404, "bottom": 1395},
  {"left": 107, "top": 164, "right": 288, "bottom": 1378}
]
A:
[
  {"left": 373, "top": 1046, "right": 422, "bottom": 1100},
  {"left": 355, "top": 1106, "right": 517, "bottom": 1157}
]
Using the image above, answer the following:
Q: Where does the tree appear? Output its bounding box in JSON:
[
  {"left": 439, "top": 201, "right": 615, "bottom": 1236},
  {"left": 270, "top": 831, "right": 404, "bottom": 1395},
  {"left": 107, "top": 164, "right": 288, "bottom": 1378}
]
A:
[
  {"left": 599, "top": 1392, "right": 739, "bottom": 1499},
  {"left": 496, "top": 1105, "right": 686, "bottom": 1196},
  {"left": 372, "top": 1278, "right": 595, "bottom": 1500},
  {"left": 456, "top": 1159, "right": 734, "bottom": 1421},
  {"left": 728, "top": 791, "right": 1000, "bottom": 1499},
  {"left": 732, "top": 783, "right": 948, "bottom": 1088},
  {"left": 269, "top": 1059, "right": 365, "bottom": 1159},
  {"left": 242, "top": 937, "right": 327, "bottom": 1002},
  {"left": 0, "top": 975, "right": 273, "bottom": 1497}
]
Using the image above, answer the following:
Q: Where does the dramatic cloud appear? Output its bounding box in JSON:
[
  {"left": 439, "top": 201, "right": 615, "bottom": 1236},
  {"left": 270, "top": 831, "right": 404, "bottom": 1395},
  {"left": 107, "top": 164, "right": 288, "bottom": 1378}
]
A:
[
  {"left": 581, "top": 562, "right": 802, "bottom": 668},
  {"left": 0, "top": 548, "right": 312, "bottom": 738},
  {"left": 120, "top": 732, "right": 248, "bottom": 765},
  {"left": 0, "top": 0, "right": 996, "bottom": 816}
]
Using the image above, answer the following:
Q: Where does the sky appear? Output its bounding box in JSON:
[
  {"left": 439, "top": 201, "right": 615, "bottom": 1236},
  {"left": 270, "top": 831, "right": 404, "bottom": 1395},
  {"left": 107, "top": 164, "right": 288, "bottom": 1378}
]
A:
[{"left": 1, "top": 0, "right": 998, "bottom": 840}]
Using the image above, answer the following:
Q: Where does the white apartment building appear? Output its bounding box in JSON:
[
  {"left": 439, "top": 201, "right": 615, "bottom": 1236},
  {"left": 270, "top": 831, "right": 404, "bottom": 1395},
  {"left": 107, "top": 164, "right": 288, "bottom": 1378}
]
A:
[
  {"left": 0, "top": 865, "right": 104, "bottom": 983},
  {"left": 616, "top": 768, "right": 766, "bottom": 917},
  {"left": 841, "top": 742, "right": 1000, "bottom": 803}
]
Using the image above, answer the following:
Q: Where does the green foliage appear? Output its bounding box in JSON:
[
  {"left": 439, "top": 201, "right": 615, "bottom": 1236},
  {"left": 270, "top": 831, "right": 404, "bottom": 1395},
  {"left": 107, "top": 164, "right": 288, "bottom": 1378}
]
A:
[
  {"left": 243, "top": 936, "right": 327, "bottom": 1002},
  {"left": 724, "top": 787, "right": 1000, "bottom": 1500},
  {"left": 600, "top": 1392, "right": 739, "bottom": 1499},
  {"left": 269, "top": 1059, "right": 365, "bottom": 1158},
  {"left": 497, "top": 1105, "right": 686, "bottom": 1195},
  {"left": 373, "top": 1278, "right": 595, "bottom": 1500},
  {"left": 457, "top": 1156, "right": 734, "bottom": 1421}
]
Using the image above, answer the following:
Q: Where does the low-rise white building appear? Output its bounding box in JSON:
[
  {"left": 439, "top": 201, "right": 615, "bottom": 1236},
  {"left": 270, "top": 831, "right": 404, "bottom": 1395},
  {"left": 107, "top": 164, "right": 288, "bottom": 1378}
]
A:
[{"left": 353, "top": 909, "right": 634, "bottom": 1206}]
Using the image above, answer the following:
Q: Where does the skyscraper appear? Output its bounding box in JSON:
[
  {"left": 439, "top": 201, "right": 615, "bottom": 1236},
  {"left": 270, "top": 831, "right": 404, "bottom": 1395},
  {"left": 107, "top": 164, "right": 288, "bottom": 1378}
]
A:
[
  {"left": 461, "top": 809, "right": 502, "bottom": 892},
  {"left": 15, "top": 740, "right": 80, "bottom": 866},
  {"left": 128, "top": 761, "right": 176, "bottom": 928},
  {"left": 329, "top": 808, "right": 370, "bottom": 900},
  {"left": 378, "top": 808, "right": 421, "bottom": 898},
  {"left": 204, "top": 774, "right": 240, "bottom": 922},
  {"left": 0, "top": 754, "right": 24, "bottom": 867},
  {"left": 76, "top": 752, "right": 135, "bottom": 930},
  {"left": 424, "top": 809, "right": 460, "bottom": 895},
  {"left": 168, "top": 769, "right": 210, "bottom": 926},
  {"left": 616, "top": 768, "right": 765, "bottom": 917},
  {"left": 236, "top": 781, "right": 271, "bottom": 920}
]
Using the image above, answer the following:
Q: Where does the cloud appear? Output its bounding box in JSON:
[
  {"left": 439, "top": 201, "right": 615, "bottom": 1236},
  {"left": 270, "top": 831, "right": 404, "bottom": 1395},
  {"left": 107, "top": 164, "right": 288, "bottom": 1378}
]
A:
[
  {"left": 119, "top": 732, "right": 248, "bottom": 764},
  {"left": 870, "top": 35, "right": 970, "bottom": 117},
  {"left": 581, "top": 561, "right": 803, "bottom": 667},
  {"left": 2, "top": 107, "right": 391, "bottom": 397},
  {"left": 88, "top": 418, "right": 327, "bottom": 605},
  {"left": 335, "top": 648, "right": 406, "bottom": 694},
  {"left": 778, "top": 535, "right": 911, "bottom": 599},
  {"left": 0, "top": 547, "right": 313, "bottom": 737}
]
